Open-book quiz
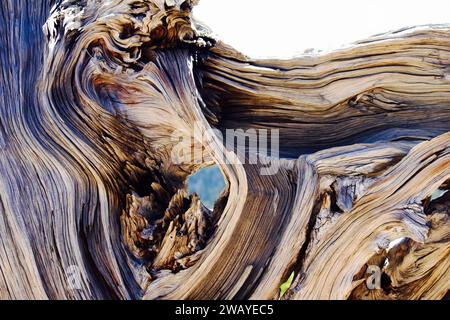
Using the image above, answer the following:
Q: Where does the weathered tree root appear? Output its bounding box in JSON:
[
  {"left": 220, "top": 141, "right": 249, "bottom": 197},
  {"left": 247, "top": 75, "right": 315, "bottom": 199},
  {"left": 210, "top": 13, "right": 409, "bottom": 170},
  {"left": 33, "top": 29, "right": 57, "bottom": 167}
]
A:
[{"left": 0, "top": 0, "right": 448, "bottom": 299}]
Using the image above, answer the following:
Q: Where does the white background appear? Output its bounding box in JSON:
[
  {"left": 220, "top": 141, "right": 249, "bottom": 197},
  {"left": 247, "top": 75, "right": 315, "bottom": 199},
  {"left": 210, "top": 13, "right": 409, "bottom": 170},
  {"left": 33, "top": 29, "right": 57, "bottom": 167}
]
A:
[{"left": 194, "top": 0, "right": 450, "bottom": 58}]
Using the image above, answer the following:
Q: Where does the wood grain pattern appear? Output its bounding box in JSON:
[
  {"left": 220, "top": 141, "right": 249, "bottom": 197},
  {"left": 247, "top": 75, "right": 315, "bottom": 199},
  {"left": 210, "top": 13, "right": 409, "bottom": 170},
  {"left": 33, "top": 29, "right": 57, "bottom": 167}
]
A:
[{"left": 0, "top": 0, "right": 448, "bottom": 299}]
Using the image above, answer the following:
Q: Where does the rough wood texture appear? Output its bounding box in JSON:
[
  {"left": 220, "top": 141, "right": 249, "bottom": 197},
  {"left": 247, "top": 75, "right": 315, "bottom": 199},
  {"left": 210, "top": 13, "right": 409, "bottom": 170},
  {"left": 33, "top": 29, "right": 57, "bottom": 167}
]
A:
[{"left": 0, "top": 0, "right": 448, "bottom": 299}]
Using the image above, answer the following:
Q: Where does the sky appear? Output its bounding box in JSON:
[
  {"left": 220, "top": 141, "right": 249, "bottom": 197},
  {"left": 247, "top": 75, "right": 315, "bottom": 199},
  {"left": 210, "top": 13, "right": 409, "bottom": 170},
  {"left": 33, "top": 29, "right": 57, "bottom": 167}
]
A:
[{"left": 194, "top": 0, "right": 450, "bottom": 58}]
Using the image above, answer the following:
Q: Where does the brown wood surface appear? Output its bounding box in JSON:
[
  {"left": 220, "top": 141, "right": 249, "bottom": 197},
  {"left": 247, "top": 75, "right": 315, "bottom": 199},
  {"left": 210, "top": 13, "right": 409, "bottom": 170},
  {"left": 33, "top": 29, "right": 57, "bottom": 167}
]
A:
[{"left": 0, "top": 0, "right": 448, "bottom": 299}]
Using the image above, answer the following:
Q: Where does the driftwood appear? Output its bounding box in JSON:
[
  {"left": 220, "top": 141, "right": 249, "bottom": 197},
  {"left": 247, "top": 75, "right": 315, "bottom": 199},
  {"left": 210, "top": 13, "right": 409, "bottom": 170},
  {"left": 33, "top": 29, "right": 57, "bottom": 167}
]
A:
[{"left": 0, "top": 0, "right": 449, "bottom": 300}]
